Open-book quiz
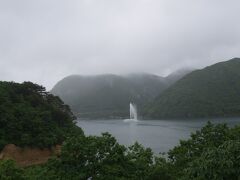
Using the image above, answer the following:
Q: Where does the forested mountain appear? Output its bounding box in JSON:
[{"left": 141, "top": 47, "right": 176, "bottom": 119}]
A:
[
  {"left": 51, "top": 73, "right": 167, "bottom": 119},
  {"left": 52, "top": 71, "right": 191, "bottom": 119},
  {"left": 144, "top": 58, "right": 240, "bottom": 119},
  {"left": 0, "top": 81, "right": 83, "bottom": 150}
]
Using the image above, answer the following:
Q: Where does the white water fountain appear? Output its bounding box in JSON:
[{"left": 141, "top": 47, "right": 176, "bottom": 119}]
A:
[
  {"left": 130, "top": 103, "right": 138, "bottom": 120},
  {"left": 124, "top": 102, "right": 138, "bottom": 122}
]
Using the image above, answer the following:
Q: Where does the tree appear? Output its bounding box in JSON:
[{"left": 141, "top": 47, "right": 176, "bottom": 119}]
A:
[
  {"left": 0, "top": 160, "right": 24, "bottom": 180},
  {"left": 39, "top": 133, "right": 159, "bottom": 180},
  {"left": 184, "top": 140, "right": 240, "bottom": 180},
  {"left": 0, "top": 81, "right": 83, "bottom": 150},
  {"left": 168, "top": 122, "right": 230, "bottom": 176}
]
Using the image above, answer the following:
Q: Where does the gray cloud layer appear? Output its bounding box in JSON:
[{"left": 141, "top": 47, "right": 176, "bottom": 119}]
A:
[{"left": 0, "top": 0, "right": 240, "bottom": 89}]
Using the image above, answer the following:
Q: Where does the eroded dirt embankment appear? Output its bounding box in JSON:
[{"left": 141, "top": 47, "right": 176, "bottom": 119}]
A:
[{"left": 0, "top": 144, "right": 61, "bottom": 167}]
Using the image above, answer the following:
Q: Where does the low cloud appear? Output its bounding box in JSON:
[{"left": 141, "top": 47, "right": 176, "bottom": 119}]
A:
[{"left": 0, "top": 0, "right": 240, "bottom": 89}]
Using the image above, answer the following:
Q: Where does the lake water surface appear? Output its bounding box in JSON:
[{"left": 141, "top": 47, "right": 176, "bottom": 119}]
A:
[{"left": 77, "top": 118, "right": 240, "bottom": 154}]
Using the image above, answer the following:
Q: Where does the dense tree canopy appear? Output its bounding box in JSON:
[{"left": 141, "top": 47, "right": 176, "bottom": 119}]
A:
[
  {"left": 1, "top": 122, "right": 239, "bottom": 180},
  {"left": 0, "top": 81, "right": 83, "bottom": 150},
  {"left": 0, "top": 160, "right": 24, "bottom": 180},
  {"left": 167, "top": 122, "right": 240, "bottom": 179},
  {"left": 29, "top": 133, "right": 156, "bottom": 180}
]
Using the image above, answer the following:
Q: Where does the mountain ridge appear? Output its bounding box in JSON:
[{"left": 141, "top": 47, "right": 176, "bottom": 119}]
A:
[{"left": 144, "top": 58, "right": 240, "bottom": 119}]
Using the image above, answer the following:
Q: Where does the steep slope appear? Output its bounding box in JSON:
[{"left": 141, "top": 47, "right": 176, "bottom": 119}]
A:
[
  {"left": 51, "top": 73, "right": 169, "bottom": 119},
  {"left": 144, "top": 58, "right": 240, "bottom": 119}
]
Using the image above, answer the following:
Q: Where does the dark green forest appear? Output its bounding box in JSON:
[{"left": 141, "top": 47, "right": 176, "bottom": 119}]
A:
[
  {"left": 1, "top": 122, "right": 240, "bottom": 180},
  {"left": 0, "top": 81, "right": 83, "bottom": 150},
  {"left": 145, "top": 58, "right": 240, "bottom": 119},
  {"left": 0, "top": 81, "right": 240, "bottom": 179}
]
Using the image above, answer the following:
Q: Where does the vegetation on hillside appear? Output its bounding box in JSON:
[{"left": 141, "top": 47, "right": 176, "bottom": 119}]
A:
[
  {"left": 145, "top": 58, "right": 240, "bottom": 119},
  {"left": 51, "top": 74, "right": 168, "bottom": 119},
  {"left": 1, "top": 122, "right": 240, "bottom": 179},
  {"left": 1, "top": 80, "right": 240, "bottom": 179},
  {"left": 0, "top": 81, "right": 83, "bottom": 150},
  {"left": 51, "top": 71, "right": 191, "bottom": 119}
]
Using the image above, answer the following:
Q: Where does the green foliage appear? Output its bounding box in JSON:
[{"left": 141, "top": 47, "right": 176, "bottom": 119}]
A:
[
  {"left": 168, "top": 122, "right": 230, "bottom": 174},
  {"left": 37, "top": 133, "right": 156, "bottom": 180},
  {"left": 0, "top": 160, "right": 24, "bottom": 180},
  {"left": 183, "top": 140, "right": 240, "bottom": 180},
  {"left": 126, "top": 142, "right": 154, "bottom": 179},
  {"left": 0, "top": 81, "right": 83, "bottom": 150},
  {"left": 145, "top": 58, "right": 240, "bottom": 119},
  {"left": 24, "top": 165, "right": 57, "bottom": 180},
  {"left": 1, "top": 122, "right": 240, "bottom": 180},
  {"left": 168, "top": 122, "right": 240, "bottom": 179},
  {"left": 147, "top": 157, "right": 174, "bottom": 180}
]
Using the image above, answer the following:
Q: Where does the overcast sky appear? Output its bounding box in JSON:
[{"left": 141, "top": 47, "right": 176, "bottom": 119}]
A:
[{"left": 0, "top": 0, "right": 240, "bottom": 89}]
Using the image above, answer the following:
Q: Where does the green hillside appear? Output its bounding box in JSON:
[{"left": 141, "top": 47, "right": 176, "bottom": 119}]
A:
[
  {"left": 0, "top": 81, "right": 83, "bottom": 150},
  {"left": 1, "top": 82, "right": 240, "bottom": 179},
  {"left": 51, "top": 73, "right": 169, "bottom": 119},
  {"left": 144, "top": 58, "right": 240, "bottom": 119}
]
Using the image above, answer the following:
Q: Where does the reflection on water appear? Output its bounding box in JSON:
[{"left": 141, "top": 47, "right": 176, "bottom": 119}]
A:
[{"left": 76, "top": 118, "right": 240, "bottom": 153}]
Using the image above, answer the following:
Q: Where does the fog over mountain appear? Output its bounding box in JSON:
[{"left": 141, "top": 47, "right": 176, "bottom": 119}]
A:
[
  {"left": 1, "top": 0, "right": 240, "bottom": 89},
  {"left": 51, "top": 71, "right": 191, "bottom": 119}
]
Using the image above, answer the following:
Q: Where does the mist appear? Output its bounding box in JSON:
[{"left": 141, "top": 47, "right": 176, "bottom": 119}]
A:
[{"left": 0, "top": 0, "right": 240, "bottom": 89}]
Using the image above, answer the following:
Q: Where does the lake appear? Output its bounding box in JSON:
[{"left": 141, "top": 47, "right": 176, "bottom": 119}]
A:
[{"left": 77, "top": 118, "right": 240, "bottom": 154}]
